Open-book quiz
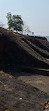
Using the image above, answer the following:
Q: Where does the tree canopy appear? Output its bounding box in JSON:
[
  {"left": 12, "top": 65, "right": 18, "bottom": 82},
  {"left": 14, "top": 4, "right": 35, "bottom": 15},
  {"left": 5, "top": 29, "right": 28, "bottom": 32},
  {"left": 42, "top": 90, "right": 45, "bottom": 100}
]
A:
[{"left": 6, "top": 12, "right": 24, "bottom": 32}]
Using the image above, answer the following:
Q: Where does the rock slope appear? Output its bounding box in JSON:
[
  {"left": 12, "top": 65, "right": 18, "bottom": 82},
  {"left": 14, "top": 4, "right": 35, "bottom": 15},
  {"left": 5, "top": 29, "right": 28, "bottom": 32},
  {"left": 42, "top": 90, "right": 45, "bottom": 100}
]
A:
[
  {"left": 0, "top": 27, "right": 49, "bottom": 111},
  {"left": 0, "top": 27, "right": 49, "bottom": 75}
]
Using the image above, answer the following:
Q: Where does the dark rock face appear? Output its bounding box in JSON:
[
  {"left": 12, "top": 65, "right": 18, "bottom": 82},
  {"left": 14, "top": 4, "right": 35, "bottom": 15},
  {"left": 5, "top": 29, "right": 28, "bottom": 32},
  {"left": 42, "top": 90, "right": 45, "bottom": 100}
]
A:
[{"left": 0, "top": 27, "right": 49, "bottom": 75}]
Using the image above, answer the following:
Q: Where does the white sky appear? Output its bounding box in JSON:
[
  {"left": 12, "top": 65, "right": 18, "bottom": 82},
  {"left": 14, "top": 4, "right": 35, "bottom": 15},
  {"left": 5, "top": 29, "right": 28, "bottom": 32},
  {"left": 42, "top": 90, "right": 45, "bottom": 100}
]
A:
[{"left": 0, "top": 0, "right": 49, "bottom": 40}]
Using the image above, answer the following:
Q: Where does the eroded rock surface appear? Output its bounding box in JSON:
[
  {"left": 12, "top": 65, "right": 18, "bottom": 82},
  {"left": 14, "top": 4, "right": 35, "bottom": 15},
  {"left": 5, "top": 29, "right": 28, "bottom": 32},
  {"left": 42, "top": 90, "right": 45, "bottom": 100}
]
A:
[{"left": 0, "top": 27, "right": 49, "bottom": 75}]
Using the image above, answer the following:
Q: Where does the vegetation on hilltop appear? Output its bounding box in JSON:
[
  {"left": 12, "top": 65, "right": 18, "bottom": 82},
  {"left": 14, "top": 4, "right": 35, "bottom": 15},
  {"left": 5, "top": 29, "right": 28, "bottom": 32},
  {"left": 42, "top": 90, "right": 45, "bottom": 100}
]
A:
[{"left": 6, "top": 12, "right": 24, "bottom": 32}]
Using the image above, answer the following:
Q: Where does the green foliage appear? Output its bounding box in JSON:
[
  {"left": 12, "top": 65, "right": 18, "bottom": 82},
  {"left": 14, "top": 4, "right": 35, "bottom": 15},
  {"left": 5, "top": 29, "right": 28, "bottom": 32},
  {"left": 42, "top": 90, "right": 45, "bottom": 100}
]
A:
[{"left": 6, "top": 12, "right": 24, "bottom": 32}]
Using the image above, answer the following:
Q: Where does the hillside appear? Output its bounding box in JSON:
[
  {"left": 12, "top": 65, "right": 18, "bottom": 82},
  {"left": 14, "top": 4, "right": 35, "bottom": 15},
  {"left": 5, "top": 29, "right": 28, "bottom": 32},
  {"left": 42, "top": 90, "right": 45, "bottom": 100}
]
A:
[
  {"left": 0, "top": 27, "right": 49, "bottom": 75},
  {"left": 0, "top": 27, "right": 49, "bottom": 111}
]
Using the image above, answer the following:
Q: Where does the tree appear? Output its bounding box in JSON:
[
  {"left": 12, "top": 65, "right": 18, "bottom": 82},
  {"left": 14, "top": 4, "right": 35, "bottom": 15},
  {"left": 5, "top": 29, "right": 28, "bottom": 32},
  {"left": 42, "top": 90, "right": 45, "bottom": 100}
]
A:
[{"left": 6, "top": 12, "right": 24, "bottom": 32}]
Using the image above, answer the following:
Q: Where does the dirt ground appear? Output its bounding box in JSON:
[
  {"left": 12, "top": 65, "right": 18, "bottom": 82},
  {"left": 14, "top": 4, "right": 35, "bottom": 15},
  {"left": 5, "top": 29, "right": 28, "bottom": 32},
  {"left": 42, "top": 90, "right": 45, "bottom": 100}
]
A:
[
  {"left": 0, "top": 71, "right": 49, "bottom": 111},
  {"left": 17, "top": 75, "right": 49, "bottom": 94}
]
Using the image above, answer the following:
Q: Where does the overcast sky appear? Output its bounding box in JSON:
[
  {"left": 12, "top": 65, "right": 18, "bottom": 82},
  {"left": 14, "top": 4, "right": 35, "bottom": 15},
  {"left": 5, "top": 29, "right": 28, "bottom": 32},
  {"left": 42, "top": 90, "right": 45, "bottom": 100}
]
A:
[{"left": 0, "top": 0, "right": 49, "bottom": 40}]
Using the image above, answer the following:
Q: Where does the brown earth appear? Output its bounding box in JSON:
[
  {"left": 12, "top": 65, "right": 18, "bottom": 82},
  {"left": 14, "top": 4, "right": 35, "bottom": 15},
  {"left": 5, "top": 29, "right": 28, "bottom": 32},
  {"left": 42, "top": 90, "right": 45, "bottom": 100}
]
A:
[
  {"left": 0, "top": 71, "right": 49, "bottom": 111},
  {"left": 18, "top": 75, "right": 49, "bottom": 94}
]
